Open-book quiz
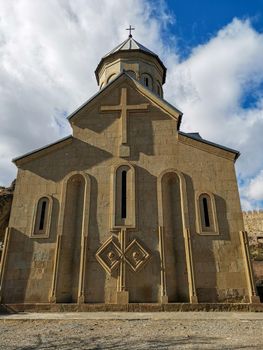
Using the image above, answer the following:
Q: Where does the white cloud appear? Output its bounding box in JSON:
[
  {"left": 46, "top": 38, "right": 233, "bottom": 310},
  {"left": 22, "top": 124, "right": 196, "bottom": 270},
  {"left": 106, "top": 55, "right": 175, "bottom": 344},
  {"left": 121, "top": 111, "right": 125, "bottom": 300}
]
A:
[
  {"left": 0, "top": 2, "right": 263, "bottom": 210},
  {"left": 164, "top": 18, "right": 263, "bottom": 209},
  {"left": 247, "top": 170, "right": 263, "bottom": 201},
  {"left": 0, "top": 0, "right": 172, "bottom": 185}
]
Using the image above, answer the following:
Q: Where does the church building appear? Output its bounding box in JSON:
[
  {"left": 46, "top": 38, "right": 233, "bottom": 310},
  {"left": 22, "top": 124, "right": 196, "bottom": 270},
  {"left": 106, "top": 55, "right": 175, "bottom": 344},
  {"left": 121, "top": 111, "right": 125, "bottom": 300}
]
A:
[{"left": 0, "top": 30, "right": 259, "bottom": 305}]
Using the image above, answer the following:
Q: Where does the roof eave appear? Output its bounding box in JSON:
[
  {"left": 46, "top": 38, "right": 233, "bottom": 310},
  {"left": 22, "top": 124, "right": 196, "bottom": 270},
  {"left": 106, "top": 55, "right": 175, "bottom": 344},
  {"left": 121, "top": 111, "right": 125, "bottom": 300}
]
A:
[
  {"left": 68, "top": 71, "right": 125, "bottom": 121},
  {"left": 178, "top": 131, "right": 240, "bottom": 161},
  {"left": 95, "top": 50, "right": 167, "bottom": 85},
  {"left": 13, "top": 135, "right": 73, "bottom": 165}
]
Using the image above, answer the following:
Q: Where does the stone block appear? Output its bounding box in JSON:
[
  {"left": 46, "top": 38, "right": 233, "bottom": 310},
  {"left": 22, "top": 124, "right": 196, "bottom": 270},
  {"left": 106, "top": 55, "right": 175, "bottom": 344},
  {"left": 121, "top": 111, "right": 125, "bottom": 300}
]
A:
[{"left": 116, "top": 291, "right": 129, "bottom": 304}]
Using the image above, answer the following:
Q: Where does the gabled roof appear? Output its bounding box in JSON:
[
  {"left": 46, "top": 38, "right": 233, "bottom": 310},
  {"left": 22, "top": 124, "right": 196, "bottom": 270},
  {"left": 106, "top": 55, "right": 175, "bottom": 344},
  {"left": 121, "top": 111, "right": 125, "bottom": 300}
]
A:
[
  {"left": 95, "top": 36, "right": 167, "bottom": 84},
  {"left": 13, "top": 135, "right": 73, "bottom": 165},
  {"left": 179, "top": 131, "right": 240, "bottom": 161},
  {"left": 185, "top": 132, "right": 202, "bottom": 140},
  {"left": 68, "top": 71, "right": 183, "bottom": 126},
  {"left": 13, "top": 73, "right": 183, "bottom": 166}
]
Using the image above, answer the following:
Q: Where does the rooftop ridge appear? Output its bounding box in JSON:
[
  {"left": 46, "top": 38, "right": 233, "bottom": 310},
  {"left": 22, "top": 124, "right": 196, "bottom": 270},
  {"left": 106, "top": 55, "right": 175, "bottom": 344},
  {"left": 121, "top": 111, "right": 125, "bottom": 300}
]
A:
[{"left": 103, "top": 36, "right": 156, "bottom": 58}]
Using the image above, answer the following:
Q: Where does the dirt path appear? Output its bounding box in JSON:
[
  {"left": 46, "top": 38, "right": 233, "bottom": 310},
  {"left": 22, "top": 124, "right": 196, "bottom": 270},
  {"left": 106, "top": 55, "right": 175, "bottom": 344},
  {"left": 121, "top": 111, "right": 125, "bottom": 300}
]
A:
[{"left": 0, "top": 312, "right": 263, "bottom": 349}]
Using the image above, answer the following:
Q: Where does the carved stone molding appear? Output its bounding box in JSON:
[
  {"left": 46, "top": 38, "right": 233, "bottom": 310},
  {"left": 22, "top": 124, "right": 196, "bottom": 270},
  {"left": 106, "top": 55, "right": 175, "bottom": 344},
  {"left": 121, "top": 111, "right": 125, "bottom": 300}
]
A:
[
  {"left": 96, "top": 232, "right": 151, "bottom": 276},
  {"left": 96, "top": 236, "right": 122, "bottom": 274},
  {"left": 124, "top": 239, "right": 150, "bottom": 272}
]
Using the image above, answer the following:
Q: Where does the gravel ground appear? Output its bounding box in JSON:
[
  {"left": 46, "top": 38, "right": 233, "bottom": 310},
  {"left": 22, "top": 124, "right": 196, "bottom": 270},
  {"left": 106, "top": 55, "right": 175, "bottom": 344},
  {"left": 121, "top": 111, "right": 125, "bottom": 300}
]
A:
[{"left": 0, "top": 313, "right": 263, "bottom": 349}]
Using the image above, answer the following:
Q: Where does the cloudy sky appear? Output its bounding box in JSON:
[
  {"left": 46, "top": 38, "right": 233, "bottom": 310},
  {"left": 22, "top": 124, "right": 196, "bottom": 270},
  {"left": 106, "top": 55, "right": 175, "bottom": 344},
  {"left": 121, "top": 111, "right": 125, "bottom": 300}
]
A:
[{"left": 1, "top": 0, "right": 263, "bottom": 210}]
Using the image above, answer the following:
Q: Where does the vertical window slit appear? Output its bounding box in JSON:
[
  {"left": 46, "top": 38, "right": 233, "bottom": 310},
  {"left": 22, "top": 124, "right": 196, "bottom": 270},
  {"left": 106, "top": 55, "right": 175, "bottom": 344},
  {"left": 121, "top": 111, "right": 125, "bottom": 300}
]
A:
[
  {"left": 121, "top": 171, "right": 127, "bottom": 219},
  {"left": 203, "top": 197, "right": 210, "bottom": 227},
  {"left": 145, "top": 77, "right": 149, "bottom": 87},
  {"left": 39, "top": 200, "right": 47, "bottom": 230}
]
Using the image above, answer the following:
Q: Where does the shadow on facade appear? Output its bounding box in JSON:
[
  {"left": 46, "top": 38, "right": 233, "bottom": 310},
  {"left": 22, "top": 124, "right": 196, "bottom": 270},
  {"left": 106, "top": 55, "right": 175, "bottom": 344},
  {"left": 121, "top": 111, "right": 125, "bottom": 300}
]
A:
[
  {"left": 129, "top": 107, "right": 171, "bottom": 160},
  {"left": 127, "top": 166, "right": 160, "bottom": 303},
  {"left": 161, "top": 171, "right": 189, "bottom": 302},
  {"left": 184, "top": 174, "right": 231, "bottom": 303},
  {"left": 84, "top": 175, "right": 106, "bottom": 303},
  {"left": 76, "top": 105, "right": 117, "bottom": 133},
  {"left": 20, "top": 139, "right": 112, "bottom": 182},
  {"left": 2, "top": 198, "right": 59, "bottom": 303}
]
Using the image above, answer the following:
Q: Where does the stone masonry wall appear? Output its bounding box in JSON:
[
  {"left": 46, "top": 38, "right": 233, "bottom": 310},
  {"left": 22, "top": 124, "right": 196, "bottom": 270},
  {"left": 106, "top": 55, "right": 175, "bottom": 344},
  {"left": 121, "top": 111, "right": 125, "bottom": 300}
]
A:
[
  {"left": 243, "top": 210, "right": 263, "bottom": 286},
  {"left": 1, "top": 180, "right": 263, "bottom": 289},
  {"left": 0, "top": 181, "right": 15, "bottom": 261}
]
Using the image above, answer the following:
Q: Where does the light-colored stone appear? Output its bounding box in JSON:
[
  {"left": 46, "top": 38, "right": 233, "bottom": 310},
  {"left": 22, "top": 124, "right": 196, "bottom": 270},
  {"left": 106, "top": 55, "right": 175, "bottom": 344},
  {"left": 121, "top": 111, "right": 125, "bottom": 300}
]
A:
[
  {"left": 116, "top": 291, "right": 129, "bottom": 304},
  {"left": 0, "top": 35, "right": 258, "bottom": 306}
]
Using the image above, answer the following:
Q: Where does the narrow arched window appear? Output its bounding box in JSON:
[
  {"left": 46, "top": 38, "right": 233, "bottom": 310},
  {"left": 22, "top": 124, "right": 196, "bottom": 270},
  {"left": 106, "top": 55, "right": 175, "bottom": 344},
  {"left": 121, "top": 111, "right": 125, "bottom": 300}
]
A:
[
  {"left": 141, "top": 73, "right": 153, "bottom": 90},
  {"left": 145, "top": 77, "right": 149, "bottom": 87},
  {"left": 121, "top": 170, "right": 127, "bottom": 219},
  {"left": 202, "top": 197, "right": 210, "bottom": 227},
  {"left": 196, "top": 192, "right": 218, "bottom": 235},
  {"left": 39, "top": 200, "right": 47, "bottom": 230},
  {"left": 113, "top": 164, "right": 136, "bottom": 228},
  {"left": 199, "top": 194, "right": 213, "bottom": 231},
  {"left": 32, "top": 196, "right": 52, "bottom": 237}
]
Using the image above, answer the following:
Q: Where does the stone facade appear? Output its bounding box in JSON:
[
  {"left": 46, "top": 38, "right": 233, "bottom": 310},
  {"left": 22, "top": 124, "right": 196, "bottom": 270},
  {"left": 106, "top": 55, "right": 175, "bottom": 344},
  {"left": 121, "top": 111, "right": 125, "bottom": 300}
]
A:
[
  {"left": 244, "top": 210, "right": 263, "bottom": 247},
  {"left": 0, "top": 181, "right": 15, "bottom": 263},
  {"left": 0, "top": 36, "right": 259, "bottom": 305},
  {"left": 243, "top": 210, "right": 263, "bottom": 291}
]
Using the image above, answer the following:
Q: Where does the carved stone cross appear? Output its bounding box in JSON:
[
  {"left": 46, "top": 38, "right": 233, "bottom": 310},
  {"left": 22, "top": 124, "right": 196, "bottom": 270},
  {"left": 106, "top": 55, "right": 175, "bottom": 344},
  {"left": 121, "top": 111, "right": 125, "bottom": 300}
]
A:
[{"left": 100, "top": 87, "right": 149, "bottom": 157}]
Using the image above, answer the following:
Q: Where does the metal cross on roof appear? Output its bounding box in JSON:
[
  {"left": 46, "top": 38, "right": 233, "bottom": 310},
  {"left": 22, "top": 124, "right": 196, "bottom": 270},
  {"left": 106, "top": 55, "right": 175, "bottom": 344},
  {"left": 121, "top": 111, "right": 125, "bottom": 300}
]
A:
[{"left": 126, "top": 25, "right": 135, "bottom": 38}]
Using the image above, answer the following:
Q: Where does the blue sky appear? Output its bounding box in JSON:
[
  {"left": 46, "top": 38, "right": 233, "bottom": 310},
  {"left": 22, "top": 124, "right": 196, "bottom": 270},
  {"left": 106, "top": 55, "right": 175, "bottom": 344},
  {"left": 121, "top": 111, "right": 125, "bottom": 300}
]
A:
[
  {"left": 156, "top": 0, "right": 263, "bottom": 209},
  {"left": 163, "top": 0, "right": 263, "bottom": 56},
  {"left": 0, "top": 0, "right": 263, "bottom": 210}
]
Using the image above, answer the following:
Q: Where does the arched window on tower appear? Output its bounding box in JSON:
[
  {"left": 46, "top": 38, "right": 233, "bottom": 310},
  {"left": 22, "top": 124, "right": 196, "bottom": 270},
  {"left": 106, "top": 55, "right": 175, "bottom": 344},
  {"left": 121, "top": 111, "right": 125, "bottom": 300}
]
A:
[
  {"left": 141, "top": 73, "right": 153, "bottom": 90},
  {"left": 107, "top": 73, "right": 117, "bottom": 84},
  {"left": 156, "top": 81, "right": 163, "bottom": 97},
  {"left": 196, "top": 192, "right": 219, "bottom": 235},
  {"left": 126, "top": 70, "right": 136, "bottom": 79},
  {"left": 112, "top": 164, "right": 136, "bottom": 228},
  {"left": 32, "top": 196, "right": 52, "bottom": 237}
]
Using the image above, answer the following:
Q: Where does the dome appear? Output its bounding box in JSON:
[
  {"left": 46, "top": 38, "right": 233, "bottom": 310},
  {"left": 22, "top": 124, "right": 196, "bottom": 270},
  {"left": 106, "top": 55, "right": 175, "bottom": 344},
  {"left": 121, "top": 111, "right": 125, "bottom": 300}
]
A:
[{"left": 95, "top": 36, "right": 167, "bottom": 97}]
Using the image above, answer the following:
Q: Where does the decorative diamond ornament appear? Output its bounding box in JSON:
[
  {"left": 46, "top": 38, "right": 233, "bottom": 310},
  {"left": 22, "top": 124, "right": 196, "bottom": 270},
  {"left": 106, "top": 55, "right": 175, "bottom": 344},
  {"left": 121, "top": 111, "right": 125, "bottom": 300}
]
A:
[
  {"left": 125, "top": 239, "right": 151, "bottom": 272},
  {"left": 96, "top": 236, "right": 122, "bottom": 274},
  {"left": 96, "top": 233, "right": 151, "bottom": 275}
]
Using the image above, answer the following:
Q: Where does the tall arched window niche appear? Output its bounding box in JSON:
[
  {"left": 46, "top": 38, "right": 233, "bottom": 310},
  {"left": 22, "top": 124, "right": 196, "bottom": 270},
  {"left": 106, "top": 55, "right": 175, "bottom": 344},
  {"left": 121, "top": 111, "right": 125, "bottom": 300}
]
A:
[
  {"left": 31, "top": 196, "right": 53, "bottom": 238},
  {"left": 111, "top": 163, "right": 136, "bottom": 228},
  {"left": 141, "top": 73, "right": 153, "bottom": 90},
  {"left": 156, "top": 169, "right": 198, "bottom": 303},
  {"left": 196, "top": 191, "right": 219, "bottom": 235},
  {"left": 52, "top": 171, "right": 91, "bottom": 304}
]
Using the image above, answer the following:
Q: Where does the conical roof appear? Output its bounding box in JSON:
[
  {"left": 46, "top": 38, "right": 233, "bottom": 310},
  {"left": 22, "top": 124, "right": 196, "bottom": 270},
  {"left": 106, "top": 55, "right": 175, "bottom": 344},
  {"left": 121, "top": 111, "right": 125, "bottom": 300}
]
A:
[
  {"left": 95, "top": 36, "right": 166, "bottom": 84},
  {"left": 103, "top": 36, "right": 157, "bottom": 58}
]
